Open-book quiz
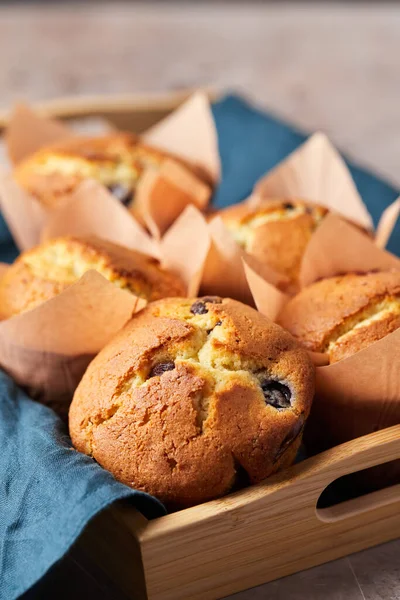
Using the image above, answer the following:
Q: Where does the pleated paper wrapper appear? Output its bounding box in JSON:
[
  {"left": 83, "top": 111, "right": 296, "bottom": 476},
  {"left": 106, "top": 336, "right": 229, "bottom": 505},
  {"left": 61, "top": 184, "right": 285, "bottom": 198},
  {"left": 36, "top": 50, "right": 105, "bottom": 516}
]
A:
[
  {"left": 0, "top": 91, "right": 220, "bottom": 250},
  {"left": 1, "top": 103, "right": 400, "bottom": 456},
  {"left": 0, "top": 267, "right": 146, "bottom": 418},
  {"left": 0, "top": 97, "right": 221, "bottom": 415},
  {"left": 159, "top": 133, "right": 400, "bottom": 465}
]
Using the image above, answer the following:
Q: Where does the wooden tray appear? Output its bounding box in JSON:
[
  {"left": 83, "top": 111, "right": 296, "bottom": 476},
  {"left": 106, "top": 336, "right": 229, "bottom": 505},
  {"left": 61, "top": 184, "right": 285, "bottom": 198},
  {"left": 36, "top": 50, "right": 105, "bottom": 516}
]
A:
[
  {"left": 2, "top": 92, "right": 399, "bottom": 600},
  {"left": 75, "top": 425, "right": 400, "bottom": 600}
]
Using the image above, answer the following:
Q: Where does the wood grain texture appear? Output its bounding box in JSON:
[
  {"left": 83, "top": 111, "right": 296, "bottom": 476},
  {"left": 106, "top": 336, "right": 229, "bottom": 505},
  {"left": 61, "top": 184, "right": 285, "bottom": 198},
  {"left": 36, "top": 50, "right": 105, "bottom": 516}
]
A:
[{"left": 77, "top": 425, "right": 400, "bottom": 600}]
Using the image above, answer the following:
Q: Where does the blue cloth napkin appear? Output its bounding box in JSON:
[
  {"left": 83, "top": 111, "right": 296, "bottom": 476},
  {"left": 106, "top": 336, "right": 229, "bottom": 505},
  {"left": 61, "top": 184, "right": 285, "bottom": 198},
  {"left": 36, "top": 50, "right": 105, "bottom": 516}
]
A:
[
  {"left": 0, "top": 94, "right": 399, "bottom": 600},
  {"left": 0, "top": 372, "right": 165, "bottom": 600}
]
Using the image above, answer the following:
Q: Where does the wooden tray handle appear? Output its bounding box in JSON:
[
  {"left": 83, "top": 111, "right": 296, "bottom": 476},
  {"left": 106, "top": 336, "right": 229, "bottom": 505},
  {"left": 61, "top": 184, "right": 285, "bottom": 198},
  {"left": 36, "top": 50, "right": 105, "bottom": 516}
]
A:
[
  {"left": 301, "top": 424, "right": 400, "bottom": 523},
  {"left": 306, "top": 423, "right": 400, "bottom": 485},
  {"left": 140, "top": 425, "right": 400, "bottom": 535},
  {"left": 0, "top": 90, "right": 214, "bottom": 133}
]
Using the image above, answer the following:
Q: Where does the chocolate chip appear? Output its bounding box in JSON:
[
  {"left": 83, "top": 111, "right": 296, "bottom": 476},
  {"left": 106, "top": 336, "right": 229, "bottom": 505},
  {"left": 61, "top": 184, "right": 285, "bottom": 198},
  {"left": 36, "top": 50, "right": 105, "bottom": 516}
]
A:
[
  {"left": 190, "top": 297, "right": 222, "bottom": 315},
  {"left": 261, "top": 380, "right": 292, "bottom": 409},
  {"left": 305, "top": 206, "right": 313, "bottom": 215},
  {"left": 190, "top": 296, "right": 222, "bottom": 315},
  {"left": 107, "top": 184, "right": 132, "bottom": 207},
  {"left": 149, "top": 361, "right": 175, "bottom": 378},
  {"left": 190, "top": 300, "right": 208, "bottom": 315},
  {"left": 282, "top": 202, "right": 295, "bottom": 211},
  {"left": 274, "top": 417, "right": 305, "bottom": 461}
]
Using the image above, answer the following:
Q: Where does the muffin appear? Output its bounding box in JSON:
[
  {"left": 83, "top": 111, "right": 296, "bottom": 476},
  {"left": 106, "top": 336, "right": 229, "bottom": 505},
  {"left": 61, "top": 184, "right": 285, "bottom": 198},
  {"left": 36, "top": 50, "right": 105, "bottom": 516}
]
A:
[
  {"left": 0, "top": 236, "right": 185, "bottom": 319},
  {"left": 69, "top": 296, "right": 315, "bottom": 508},
  {"left": 218, "top": 199, "right": 328, "bottom": 293},
  {"left": 14, "top": 132, "right": 212, "bottom": 210},
  {"left": 278, "top": 271, "right": 400, "bottom": 363}
]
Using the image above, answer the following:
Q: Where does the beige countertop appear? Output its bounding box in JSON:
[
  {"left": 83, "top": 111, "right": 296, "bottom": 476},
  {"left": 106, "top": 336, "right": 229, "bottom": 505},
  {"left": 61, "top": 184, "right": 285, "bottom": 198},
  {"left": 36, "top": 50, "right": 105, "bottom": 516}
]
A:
[{"left": 0, "top": 3, "right": 399, "bottom": 599}]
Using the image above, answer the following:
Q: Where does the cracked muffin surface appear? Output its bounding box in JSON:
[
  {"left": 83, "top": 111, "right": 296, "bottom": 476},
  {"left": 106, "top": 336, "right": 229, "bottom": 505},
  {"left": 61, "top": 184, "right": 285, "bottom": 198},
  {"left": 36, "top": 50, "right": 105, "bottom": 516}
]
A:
[
  {"left": 0, "top": 235, "right": 185, "bottom": 318},
  {"left": 14, "top": 132, "right": 211, "bottom": 209},
  {"left": 69, "top": 296, "right": 314, "bottom": 508},
  {"left": 219, "top": 199, "right": 328, "bottom": 293},
  {"left": 278, "top": 271, "right": 400, "bottom": 363}
]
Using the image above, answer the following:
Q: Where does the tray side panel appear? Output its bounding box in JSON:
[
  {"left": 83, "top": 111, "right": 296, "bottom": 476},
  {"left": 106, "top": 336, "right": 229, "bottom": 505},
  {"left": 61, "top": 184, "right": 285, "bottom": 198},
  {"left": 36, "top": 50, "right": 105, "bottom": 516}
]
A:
[
  {"left": 139, "top": 426, "right": 400, "bottom": 600},
  {"left": 141, "top": 487, "right": 400, "bottom": 600}
]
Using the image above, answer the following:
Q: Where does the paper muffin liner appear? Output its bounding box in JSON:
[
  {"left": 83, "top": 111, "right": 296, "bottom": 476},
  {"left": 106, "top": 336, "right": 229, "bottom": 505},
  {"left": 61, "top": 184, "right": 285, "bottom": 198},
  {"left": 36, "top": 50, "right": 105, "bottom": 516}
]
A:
[
  {"left": 254, "top": 131, "right": 374, "bottom": 230},
  {"left": 249, "top": 217, "right": 400, "bottom": 460},
  {"left": 160, "top": 205, "right": 287, "bottom": 303},
  {"left": 0, "top": 175, "right": 47, "bottom": 251},
  {"left": 375, "top": 197, "right": 400, "bottom": 249},
  {"left": 41, "top": 180, "right": 161, "bottom": 259},
  {"left": 133, "top": 159, "right": 211, "bottom": 239},
  {"left": 0, "top": 92, "right": 220, "bottom": 248},
  {"left": 0, "top": 97, "right": 399, "bottom": 465},
  {"left": 161, "top": 195, "right": 400, "bottom": 464},
  {"left": 0, "top": 269, "right": 145, "bottom": 416},
  {"left": 5, "top": 103, "right": 75, "bottom": 165},
  {"left": 299, "top": 213, "right": 400, "bottom": 287}
]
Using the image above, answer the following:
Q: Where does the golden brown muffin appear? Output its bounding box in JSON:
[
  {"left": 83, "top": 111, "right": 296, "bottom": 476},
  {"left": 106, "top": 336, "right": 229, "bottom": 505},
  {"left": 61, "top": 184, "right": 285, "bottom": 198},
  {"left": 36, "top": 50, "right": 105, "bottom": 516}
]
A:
[
  {"left": 218, "top": 199, "right": 328, "bottom": 293},
  {"left": 0, "top": 236, "right": 185, "bottom": 318},
  {"left": 69, "top": 296, "right": 315, "bottom": 508},
  {"left": 278, "top": 271, "right": 400, "bottom": 363},
  {"left": 14, "top": 132, "right": 212, "bottom": 209}
]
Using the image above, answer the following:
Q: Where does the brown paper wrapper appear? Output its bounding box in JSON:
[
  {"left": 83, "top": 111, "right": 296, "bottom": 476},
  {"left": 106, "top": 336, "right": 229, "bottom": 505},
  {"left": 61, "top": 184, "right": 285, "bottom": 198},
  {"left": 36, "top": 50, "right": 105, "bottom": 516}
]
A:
[
  {"left": 254, "top": 132, "right": 374, "bottom": 231},
  {"left": 201, "top": 217, "right": 255, "bottom": 304},
  {"left": 286, "top": 216, "right": 400, "bottom": 479},
  {"left": 143, "top": 91, "right": 220, "bottom": 183},
  {"left": 0, "top": 270, "right": 145, "bottom": 416},
  {"left": 0, "top": 175, "right": 47, "bottom": 250},
  {"left": 160, "top": 206, "right": 286, "bottom": 304},
  {"left": 312, "top": 328, "right": 400, "bottom": 447},
  {"left": 42, "top": 179, "right": 160, "bottom": 259},
  {"left": 242, "top": 260, "right": 289, "bottom": 321},
  {"left": 306, "top": 327, "right": 400, "bottom": 488},
  {"left": 375, "top": 197, "right": 400, "bottom": 249},
  {"left": 235, "top": 212, "right": 400, "bottom": 463},
  {"left": 134, "top": 159, "right": 211, "bottom": 238},
  {"left": 6, "top": 103, "right": 75, "bottom": 165},
  {"left": 1, "top": 92, "right": 219, "bottom": 245},
  {"left": 161, "top": 205, "right": 211, "bottom": 296},
  {"left": 299, "top": 213, "right": 400, "bottom": 287},
  {"left": 1, "top": 95, "right": 398, "bottom": 471}
]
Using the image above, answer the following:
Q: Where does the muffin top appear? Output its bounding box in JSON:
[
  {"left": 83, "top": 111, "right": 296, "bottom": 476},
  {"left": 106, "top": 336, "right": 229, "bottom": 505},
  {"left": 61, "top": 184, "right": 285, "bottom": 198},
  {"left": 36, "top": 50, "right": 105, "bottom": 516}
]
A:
[
  {"left": 0, "top": 235, "right": 185, "bottom": 318},
  {"left": 14, "top": 132, "right": 210, "bottom": 209},
  {"left": 69, "top": 296, "right": 314, "bottom": 508},
  {"left": 278, "top": 271, "right": 400, "bottom": 363},
  {"left": 219, "top": 199, "right": 328, "bottom": 293}
]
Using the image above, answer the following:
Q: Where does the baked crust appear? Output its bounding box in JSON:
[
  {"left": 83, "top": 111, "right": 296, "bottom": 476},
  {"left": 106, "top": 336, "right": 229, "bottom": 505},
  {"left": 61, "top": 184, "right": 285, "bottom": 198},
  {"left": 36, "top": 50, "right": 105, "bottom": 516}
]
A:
[
  {"left": 14, "top": 132, "right": 211, "bottom": 209},
  {"left": 69, "top": 297, "right": 314, "bottom": 508},
  {"left": 218, "top": 199, "right": 328, "bottom": 294},
  {"left": 278, "top": 271, "right": 400, "bottom": 362},
  {"left": 0, "top": 235, "right": 185, "bottom": 318}
]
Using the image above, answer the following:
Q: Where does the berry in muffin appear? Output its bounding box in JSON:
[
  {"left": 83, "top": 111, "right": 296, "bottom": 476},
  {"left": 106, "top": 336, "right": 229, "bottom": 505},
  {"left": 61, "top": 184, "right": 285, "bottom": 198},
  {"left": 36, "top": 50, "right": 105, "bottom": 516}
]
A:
[{"left": 69, "top": 296, "right": 314, "bottom": 508}]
